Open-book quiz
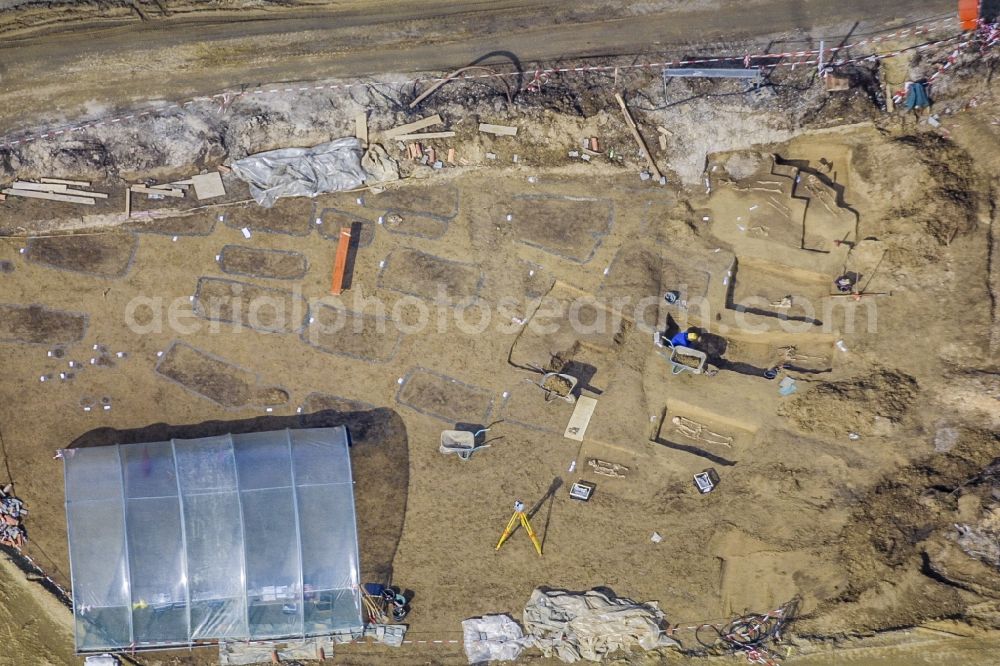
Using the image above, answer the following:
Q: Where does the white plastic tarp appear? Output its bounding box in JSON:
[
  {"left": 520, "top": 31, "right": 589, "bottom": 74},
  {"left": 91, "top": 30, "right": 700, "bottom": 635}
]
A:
[
  {"left": 462, "top": 614, "right": 528, "bottom": 664},
  {"left": 62, "top": 427, "right": 364, "bottom": 652},
  {"left": 521, "top": 588, "right": 678, "bottom": 662},
  {"left": 230, "top": 138, "right": 368, "bottom": 208}
]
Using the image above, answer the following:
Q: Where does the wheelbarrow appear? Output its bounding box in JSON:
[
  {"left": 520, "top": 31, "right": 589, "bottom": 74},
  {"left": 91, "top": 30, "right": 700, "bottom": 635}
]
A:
[
  {"left": 439, "top": 428, "right": 492, "bottom": 461},
  {"left": 520, "top": 363, "right": 578, "bottom": 403},
  {"left": 661, "top": 343, "right": 709, "bottom": 375},
  {"left": 537, "top": 371, "right": 578, "bottom": 403}
]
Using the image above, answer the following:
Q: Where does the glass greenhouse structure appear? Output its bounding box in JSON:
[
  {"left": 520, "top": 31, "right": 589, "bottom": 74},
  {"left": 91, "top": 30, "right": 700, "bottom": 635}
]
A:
[{"left": 61, "top": 427, "right": 363, "bottom": 652}]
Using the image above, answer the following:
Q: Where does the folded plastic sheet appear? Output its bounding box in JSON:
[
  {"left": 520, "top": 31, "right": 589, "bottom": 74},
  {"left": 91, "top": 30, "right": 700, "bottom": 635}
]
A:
[
  {"left": 230, "top": 138, "right": 368, "bottom": 208},
  {"left": 521, "top": 588, "right": 678, "bottom": 662},
  {"left": 462, "top": 614, "right": 528, "bottom": 663}
]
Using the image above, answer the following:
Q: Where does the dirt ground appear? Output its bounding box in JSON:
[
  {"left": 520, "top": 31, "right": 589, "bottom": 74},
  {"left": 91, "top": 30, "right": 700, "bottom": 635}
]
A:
[
  {"left": 0, "top": 10, "right": 999, "bottom": 666},
  {"left": 0, "top": 0, "right": 953, "bottom": 135}
]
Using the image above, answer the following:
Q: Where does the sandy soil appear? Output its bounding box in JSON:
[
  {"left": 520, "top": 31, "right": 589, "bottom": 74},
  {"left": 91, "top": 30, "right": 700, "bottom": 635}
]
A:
[
  {"left": 0, "top": 88, "right": 998, "bottom": 663},
  {"left": 0, "top": 4, "right": 998, "bottom": 663}
]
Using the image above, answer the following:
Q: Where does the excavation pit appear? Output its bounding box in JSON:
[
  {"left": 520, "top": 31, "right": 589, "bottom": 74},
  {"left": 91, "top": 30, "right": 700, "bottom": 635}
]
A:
[
  {"left": 301, "top": 305, "right": 401, "bottom": 363},
  {"left": 193, "top": 277, "right": 309, "bottom": 334},
  {"left": 506, "top": 194, "right": 613, "bottom": 263},
  {"left": 395, "top": 368, "right": 494, "bottom": 424},
  {"left": 378, "top": 248, "right": 483, "bottom": 303},
  {"left": 155, "top": 341, "right": 289, "bottom": 409},
  {"left": 218, "top": 245, "right": 308, "bottom": 280},
  {"left": 26, "top": 233, "right": 137, "bottom": 278}
]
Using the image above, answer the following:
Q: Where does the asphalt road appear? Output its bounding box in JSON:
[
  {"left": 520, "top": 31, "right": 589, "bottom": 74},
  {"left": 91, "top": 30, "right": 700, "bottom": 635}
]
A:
[{"left": 0, "top": 0, "right": 956, "bottom": 133}]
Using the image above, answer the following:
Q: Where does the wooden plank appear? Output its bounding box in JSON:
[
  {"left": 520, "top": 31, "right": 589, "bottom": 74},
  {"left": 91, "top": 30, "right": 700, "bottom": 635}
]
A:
[
  {"left": 62, "top": 188, "right": 108, "bottom": 199},
  {"left": 615, "top": 93, "right": 662, "bottom": 180},
  {"left": 329, "top": 227, "right": 353, "bottom": 296},
  {"left": 478, "top": 123, "right": 518, "bottom": 136},
  {"left": 192, "top": 172, "right": 226, "bottom": 200},
  {"left": 383, "top": 114, "right": 442, "bottom": 138},
  {"left": 2, "top": 189, "right": 95, "bottom": 205},
  {"left": 13, "top": 181, "right": 107, "bottom": 197},
  {"left": 12, "top": 181, "right": 67, "bottom": 192},
  {"left": 355, "top": 111, "right": 368, "bottom": 144},
  {"left": 564, "top": 396, "right": 598, "bottom": 441},
  {"left": 39, "top": 178, "right": 90, "bottom": 187},
  {"left": 392, "top": 131, "right": 456, "bottom": 140},
  {"left": 131, "top": 185, "right": 184, "bottom": 198}
]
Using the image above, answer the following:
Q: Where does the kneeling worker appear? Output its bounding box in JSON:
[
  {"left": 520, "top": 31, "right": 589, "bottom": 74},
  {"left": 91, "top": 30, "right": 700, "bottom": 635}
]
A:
[{"left": 669, "top": 329, "right": 699, "bottom": 348}]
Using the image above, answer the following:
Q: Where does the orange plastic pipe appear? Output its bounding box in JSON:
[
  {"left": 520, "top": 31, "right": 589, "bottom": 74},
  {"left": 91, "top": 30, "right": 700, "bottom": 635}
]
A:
[
  {"left": 330, "top": 227, "right": 352, "bottom": 295},
  {"left": 959, "top": 0, "right": 980, "bottom": 31}
]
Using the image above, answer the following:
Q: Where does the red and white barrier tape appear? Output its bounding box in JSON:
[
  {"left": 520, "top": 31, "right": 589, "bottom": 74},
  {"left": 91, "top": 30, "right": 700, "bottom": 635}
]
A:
[
  {"left": 10, "top": 548, "right": 73, "bottom": 603},
  {"left": 0, "top": 18, "right": 963, "bottom": 149}
]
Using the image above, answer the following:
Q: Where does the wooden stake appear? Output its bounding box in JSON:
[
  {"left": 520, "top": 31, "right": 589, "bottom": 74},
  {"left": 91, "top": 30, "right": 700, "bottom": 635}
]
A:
[
  {"left": 615, "top": 93, "right": 662, "bottom": 180},
  {"left": 62, "top": 188, "right": 108, "bottom": 199},
  {"left": 384, "top": 114, "right": 442, "bottom": 138},
  {"left": 130, "top": 185, "right": 183, "bottom": 198},
  {"left": 12, "top": 181, "right": 67, "bottom": 191},
  {"left": 125, "top": 188, "right": 131, "bottom": 219},
  {"left": 2, "top": 188, "right": 95, "bottom": 204},
  {"left": 392, "top": 131, "right": 455, "bottom": 141},
  {"left": 39, "top": 178, "right": 90, "bottom": 187},
  {"left": 478, "top": 123, "right": 518, "bottom": 136}
]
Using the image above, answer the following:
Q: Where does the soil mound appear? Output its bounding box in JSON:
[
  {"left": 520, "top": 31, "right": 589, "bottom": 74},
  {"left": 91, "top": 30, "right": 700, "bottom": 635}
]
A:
[
  {"left": 815, "top": 430, "right": 1000, "bottom": 633},
  {"left": 889, "top": 134, "right": 978, "bottom": 245},
  {"left": 780, "top": 368, "right": 918, "bottom": 437}
]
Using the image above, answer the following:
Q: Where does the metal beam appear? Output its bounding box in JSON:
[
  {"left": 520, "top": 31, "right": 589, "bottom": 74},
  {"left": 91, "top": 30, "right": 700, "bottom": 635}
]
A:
[
  {"left": 116, "top": 445, "right": 136, "bottom": 646},
  {"left": 285, "top": 429, "right": 307, "bottom": 638},
  {"left": 229, "top": 433, "right": 252, "bottom": 640},
  {"left": 170, "top": 440, "right": 193, "bottom": 645},
  {"left": 663, "top": 67, "right": 763, "bottom": 80}
]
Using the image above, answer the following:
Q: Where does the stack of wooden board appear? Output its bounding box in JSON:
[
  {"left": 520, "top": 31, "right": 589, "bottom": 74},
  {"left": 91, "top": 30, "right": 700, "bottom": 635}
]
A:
[
  {"left": 130, "top": 183, "right": 185, "bottom": 198},
  {"left": 130, "top": 173, "right": 225, "bottom": 201},
  {"left": 2, "top": 179, "right": 107, "bottom": 205}
]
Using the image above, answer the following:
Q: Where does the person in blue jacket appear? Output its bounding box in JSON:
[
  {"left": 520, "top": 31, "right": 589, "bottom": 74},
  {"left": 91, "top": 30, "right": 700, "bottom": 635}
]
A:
[{"left": 669, "top": 329, "right": 699, "bottom": 348}]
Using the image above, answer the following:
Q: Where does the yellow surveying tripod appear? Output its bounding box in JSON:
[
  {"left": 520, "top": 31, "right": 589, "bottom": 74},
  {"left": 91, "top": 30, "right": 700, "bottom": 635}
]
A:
[{"left": 495, "top": 500, "right": 543, "bottom": 556}]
